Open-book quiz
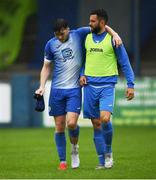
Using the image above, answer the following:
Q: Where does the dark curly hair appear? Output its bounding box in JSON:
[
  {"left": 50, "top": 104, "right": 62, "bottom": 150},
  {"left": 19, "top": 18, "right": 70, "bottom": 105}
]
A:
[
  {"left": 90, "top": 9, "right": 108, "bottom": 23},
  {"left": 53, "top": 18, "right": 69, "bottom": 32}
]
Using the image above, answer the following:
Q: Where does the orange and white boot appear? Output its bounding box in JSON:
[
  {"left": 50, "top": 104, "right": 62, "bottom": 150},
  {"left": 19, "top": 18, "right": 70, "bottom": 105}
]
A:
[{"left": 58, "top": 162, "right": 67, "bottom": 170}]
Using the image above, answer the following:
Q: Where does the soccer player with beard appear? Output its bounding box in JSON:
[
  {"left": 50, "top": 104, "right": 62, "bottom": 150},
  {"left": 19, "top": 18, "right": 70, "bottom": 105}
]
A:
[{"left": 80, "top": 9, "right": 135, "bottom": 169}]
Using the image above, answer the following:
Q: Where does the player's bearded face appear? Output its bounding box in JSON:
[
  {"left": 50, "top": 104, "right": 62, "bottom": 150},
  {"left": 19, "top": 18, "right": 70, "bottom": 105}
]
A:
[
  {"left": 89, "top": 15, "right": 101, "bottom": 34},
  {"left": 55, "top": 28, "right": 69, "bottom": 43}
]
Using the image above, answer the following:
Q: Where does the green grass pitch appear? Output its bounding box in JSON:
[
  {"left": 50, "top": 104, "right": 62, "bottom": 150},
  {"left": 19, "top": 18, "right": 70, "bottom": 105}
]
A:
[{"left": 0, "top": 126, "right": 156, "bottom": 179}]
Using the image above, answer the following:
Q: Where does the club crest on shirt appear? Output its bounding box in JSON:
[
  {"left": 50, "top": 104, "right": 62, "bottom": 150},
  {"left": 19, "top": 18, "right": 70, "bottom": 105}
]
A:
[{"left": 61, "top": 48, "right": 74, "bottom": 62}]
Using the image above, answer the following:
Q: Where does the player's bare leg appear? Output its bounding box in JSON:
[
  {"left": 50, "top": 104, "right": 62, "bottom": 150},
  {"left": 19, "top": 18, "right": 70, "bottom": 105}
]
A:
[
  {"left": 54, "top": 115, "right": 67, "bottom": 170},
  {"left": 67, "top": 112, "right": 80, "bottom": 169}
]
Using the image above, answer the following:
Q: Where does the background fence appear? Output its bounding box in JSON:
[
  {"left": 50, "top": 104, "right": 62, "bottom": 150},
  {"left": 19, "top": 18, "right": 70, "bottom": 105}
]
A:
[{"left": 1, "top": 76, "right": 156, "bottom": 127}]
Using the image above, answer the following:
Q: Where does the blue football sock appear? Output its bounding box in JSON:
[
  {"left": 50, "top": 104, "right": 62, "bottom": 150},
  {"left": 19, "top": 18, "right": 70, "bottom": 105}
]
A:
[
  {"left": 102, "top": 121, "right": 113, "bottom": 154},
  {"left": 55, "top": 132, "right": 66, "bottom": 162},
  {"left": 68, "top": 125, "right": 80, "bottom": 138},
  {"left": 93, "top": 128, "right": 105, "bottom": 165}
]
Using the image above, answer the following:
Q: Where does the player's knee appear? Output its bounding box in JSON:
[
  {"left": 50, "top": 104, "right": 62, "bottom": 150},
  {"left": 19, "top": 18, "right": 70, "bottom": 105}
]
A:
[
  {"left": 67, "top": 121, "right": 76, "bottom": 129},
  {"left": 92, "top": 120, "right": 101, "bottom": 129},
  {"left": 101, "top": 115, "right": 110, "bottom": 123},
  {"left": 55, "top": 122, "right": 65, "bottom": 132}
]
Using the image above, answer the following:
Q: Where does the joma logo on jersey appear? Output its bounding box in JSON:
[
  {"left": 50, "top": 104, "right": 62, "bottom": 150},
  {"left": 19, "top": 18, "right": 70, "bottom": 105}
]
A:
[
  {"left": 61, "top": 48, "right": 73, "bottom": 61},
  {"left": 90, "top": 48, "right": 103, "bottom": 52}
]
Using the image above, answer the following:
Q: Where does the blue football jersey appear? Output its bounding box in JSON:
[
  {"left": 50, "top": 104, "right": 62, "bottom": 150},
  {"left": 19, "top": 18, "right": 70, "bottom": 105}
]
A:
[{"left": 44, "top": 27, "right": 90, "bottom": 89}]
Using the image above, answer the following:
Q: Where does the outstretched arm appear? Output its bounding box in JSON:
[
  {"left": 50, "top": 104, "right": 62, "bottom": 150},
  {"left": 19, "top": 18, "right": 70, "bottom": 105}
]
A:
[{"left": 105, "top": 25, "right": 122, "bottom": 47}]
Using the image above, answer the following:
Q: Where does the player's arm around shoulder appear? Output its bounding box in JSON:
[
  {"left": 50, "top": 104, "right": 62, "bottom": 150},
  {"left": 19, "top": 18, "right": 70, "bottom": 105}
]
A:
[
  {"left": 105, "top": 25, "right": 122, "bottom": 47},
  {"left": 35, "top": 60, "right": 52, "bottom": 96},
  {"left": 76, "top": 26, "right": 91, "bottom": 37}
]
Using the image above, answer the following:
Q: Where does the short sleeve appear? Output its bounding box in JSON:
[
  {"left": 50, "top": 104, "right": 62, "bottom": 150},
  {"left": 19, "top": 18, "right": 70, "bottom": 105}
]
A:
[{"left": 44, "top": 41, "right": 54, "bottom": 61}]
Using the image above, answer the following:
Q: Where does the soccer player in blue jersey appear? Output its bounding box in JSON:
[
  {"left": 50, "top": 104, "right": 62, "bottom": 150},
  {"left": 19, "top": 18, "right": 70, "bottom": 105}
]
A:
[
  {"left": 80, "top": 9, "right": 135, "bottom": 169},
  {"left": 35, "top": 18, "right": 122, "bottom": 170}
]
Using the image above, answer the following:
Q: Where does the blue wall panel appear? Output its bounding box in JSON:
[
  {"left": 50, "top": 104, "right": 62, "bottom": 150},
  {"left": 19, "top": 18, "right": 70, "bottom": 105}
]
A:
[{"left": 11, "top": 74, "right": 32, "bottom": 127}]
